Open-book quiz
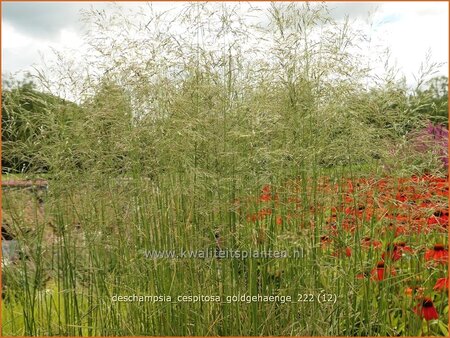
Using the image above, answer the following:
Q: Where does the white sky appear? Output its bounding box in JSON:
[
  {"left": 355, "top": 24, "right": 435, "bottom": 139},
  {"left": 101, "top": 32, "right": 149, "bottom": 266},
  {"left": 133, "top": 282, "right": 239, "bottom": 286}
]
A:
[{"left": 2, "top": 1, "right": 449, "bottom": 88}]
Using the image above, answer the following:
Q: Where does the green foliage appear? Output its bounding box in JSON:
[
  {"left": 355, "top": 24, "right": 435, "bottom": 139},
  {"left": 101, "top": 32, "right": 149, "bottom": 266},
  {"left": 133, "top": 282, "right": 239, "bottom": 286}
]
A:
[
  {"left": 410, "top": 76, "right": 448, "bottom": 127},
  {"left": 2, "top": 76, "right": 84, "bottom": 173},
  {"left": 78, "top": 79, "right": 133, "bottom": 174}
]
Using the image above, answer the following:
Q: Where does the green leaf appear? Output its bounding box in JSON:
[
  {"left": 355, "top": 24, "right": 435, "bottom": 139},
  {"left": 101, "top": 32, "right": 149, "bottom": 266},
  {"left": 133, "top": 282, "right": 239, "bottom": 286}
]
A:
[{"left": 438, "top": 320, "right": 449, "bottom": 336}]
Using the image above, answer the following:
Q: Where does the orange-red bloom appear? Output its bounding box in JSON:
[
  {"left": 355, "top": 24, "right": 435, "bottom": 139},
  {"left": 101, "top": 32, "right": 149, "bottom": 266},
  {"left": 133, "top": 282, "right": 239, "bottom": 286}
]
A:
[
  {"left": 276, "top": 216, "right": 283, "bottom": 225},
  {"left": 425, "top": 244, "right": 448, "bottom": 263},
  {"left": 361, "top": 237, "right": 382, "bottom": 249},
  {"left": 371, "top": 261, "right": 396, "bottom": 281},
  {"left": 382, "top": 242, "right": 413, "bottom": 262},
  {"left": 345, "top": 247, "right": 352, "bottom": 257},
  {"left": 320, "top": 235, "right": 332, "bottom": 248},
  {"left": 260, "top": 185, "right": 271, "bottom": 202},
  {"left": 331, "top": 246, "right": 352, "bottom": 258},
  {"left": 414, "top": 298, "right": 439, "bottom": 321},
  {"left": 405, "top": 286, "right": 425, "bottom": 297},
  {"left": 433, "top": 277, "right": 449, "bottom": 291}
]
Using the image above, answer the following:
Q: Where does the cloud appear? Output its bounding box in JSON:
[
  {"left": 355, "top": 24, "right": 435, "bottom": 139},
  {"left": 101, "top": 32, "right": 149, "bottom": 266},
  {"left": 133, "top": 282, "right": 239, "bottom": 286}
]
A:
[
  {"left": 2, "top": 2, "right": 93, "bottom": 39},
  {"left": 2, "top": 20, "right": 85, "bottom": 76},
  {"left": 328, "top": 2, "right": 379, "bottom": 21},
  {"left": 2, "top": 21, "right": 42, "bottom": 74},
  {"left": 372, "top": 2, "right": 449, "bottom": 84}
]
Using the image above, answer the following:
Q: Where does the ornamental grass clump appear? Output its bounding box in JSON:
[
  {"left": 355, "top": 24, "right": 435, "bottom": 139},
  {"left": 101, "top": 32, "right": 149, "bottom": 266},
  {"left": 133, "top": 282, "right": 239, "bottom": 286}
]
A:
[{"left": 1, "top": 2, "right": 448, "bottom": 336}]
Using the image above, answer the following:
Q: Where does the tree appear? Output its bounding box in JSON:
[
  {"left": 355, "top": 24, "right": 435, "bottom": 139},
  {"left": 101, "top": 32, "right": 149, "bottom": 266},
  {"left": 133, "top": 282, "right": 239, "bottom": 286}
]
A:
[
  {"left": 2, "top": 75, "right": 84, "bottom": 174},
  {"left": 410, "top": 76, "right": 448, "bottom": 127}
]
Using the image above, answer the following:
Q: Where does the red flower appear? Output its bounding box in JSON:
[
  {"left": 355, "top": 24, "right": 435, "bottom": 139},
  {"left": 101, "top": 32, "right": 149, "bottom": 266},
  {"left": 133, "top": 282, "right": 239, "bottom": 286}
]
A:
[
  {"left": 331, "top": 247, "right": 352, "bottom": 258},
  {"left": 433, "top": 277, "right": 449, "bottom": 291},
  {"left": 259, "top": 185, "right": 279, "bottom": 203},
  {"left": 247, "top": 214, "right": 258, "bottom": 223},
  {"left": 371, "top": 261, "right": 396, "bottom": 281},
  {"left": 395, "top": 192, "right": 408, "bottom": 202},
  {"left": 346, "top": 180, "right": 354, "bottom": 193},
  {"left": 259, "top": 208, "right": 272, "bottom": 217},
  {"left": 425, "top": 244, "right": 448, "bottom": 263},
  {"left": 345, "top": 247, "right": 352, "bottom": 257},
  {"left": 276, "top": 216, "right": 283, "bottom": 225},
  {"left": 382, "top": 223, "right": 406, "bottom": 237},
  {"left": 405, "top": 286, "right": 425, "bottom": 297},
  {"left": 427, "top": 210, "right": 449, "bottom": 226},
  {"left": 320, "top": 235, "right": 332, "bottom": 247},
  {"left": 382, "top": 242, "right": 413, "bottom": 262},
  {"left": 361, "top": 237, "right": 382, "bottom": 249},
  {"left": 382, "top": 248, "right": 402, "bottom": 262},
  {"left": 414, "top": 298, "right": 439, "bottom": 321},
  {"left": 394, "top": 241, "right": 413, "bottom": 251},
  {"left": 260, "top": 185, "right": 271, "bottom": 202}
]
